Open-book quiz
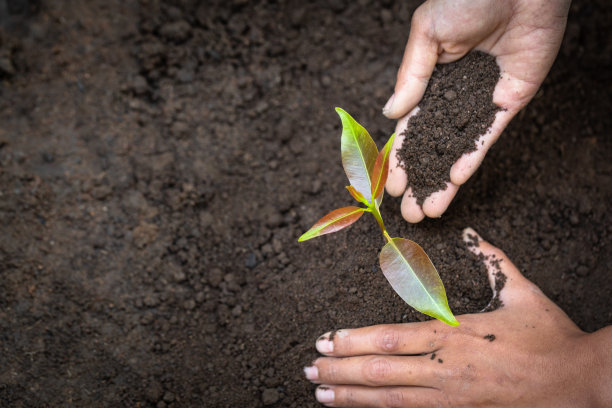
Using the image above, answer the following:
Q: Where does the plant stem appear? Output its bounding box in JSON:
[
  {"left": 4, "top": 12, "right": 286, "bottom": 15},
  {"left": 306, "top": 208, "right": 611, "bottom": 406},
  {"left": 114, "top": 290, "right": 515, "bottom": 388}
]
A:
[{"left": 370, "top": 203, "right": 391, "bottom": 243}]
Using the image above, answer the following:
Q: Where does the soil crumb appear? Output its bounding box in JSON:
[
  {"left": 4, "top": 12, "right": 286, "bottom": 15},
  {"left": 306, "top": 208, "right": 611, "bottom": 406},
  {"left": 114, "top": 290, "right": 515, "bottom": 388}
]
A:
[
  {"left": 328, "top": 330, "right": 338, "bottom": 342},
  {"left": 465, "top": 233, "right": 480, "bottom": 248},
  {"left": 397, "top": 51, "right": 501, "bottom": 205},
  {"left": 481, "top": 253, "right": 507, "bottom": 311}
]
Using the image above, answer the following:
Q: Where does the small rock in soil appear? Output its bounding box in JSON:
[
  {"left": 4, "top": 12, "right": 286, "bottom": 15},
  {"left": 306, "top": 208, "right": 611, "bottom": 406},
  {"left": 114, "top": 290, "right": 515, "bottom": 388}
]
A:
[
  {"left": 289, "top": 8, "right": 306, "bottom": 26},
  {"left": 265, "top": 210, "right": 283, "bottom": 229},
  {"left": 92, "top": 185, "right": 112, "bottom": 200},
  {"left": 171, "top": 121, "right": 190, "bottom": 138},
  {"left": 208, "top": 268, "right": 223, "bottom": 287},
  {"left": 199, "top": 210, "right": 214, "bottom": 228},
  {"left": 245, "top": 253, "right": 257, "bottom": 269},
  {"left": 129, "top": 75, "right": 149, "bottom": 94},
  {"left": 0, "top": 57, "right": 16, "bottom": 76},
  {"left": 132, "top": 222, "right": 159, "bottom": 248},
  {"left": 143, "top": 293, "right": 160, "bottom": 307},
  {"left": 159, "top": 20, "right": 191, "bottom": 42},
  {"left": 145, "top": 380, "right": 163, "bottom": 402},
  {"left": 232, "top": 305, "right": 242, "bottom": 317},
  {"left": 172, "top": 268, "right": 186, "bottom": 282},
  {"left": 576, "top": 265, "right": 589, "bottom": 277},
  {"left": 261, "top": 388, "right": 280, "bottom": 405},
  {"left": 163, "top": 391, "right": 175, "bottom": 402},
  {"left": 176, "top": 68, "right": 194, "bottom": 83}
]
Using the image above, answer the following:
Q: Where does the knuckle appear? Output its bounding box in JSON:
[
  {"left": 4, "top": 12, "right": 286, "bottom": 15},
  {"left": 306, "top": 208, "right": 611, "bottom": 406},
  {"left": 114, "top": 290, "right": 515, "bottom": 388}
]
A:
[
  {"left": 412, "top": 6, "right": 427, "bottom": 27},
  {"left": 363, "top": 357, "right": 391, "bottom": 385},
  {"left": 412, "top": 4, "right": 435, "bottom": 37},
  {"left": 384, "top": 389, "right": 405, "bottom": 408},
  {"left": 321, "top": 362, "right": 340, "bottom": 383},
  {"left": 375, "top": 327, "right": 401, "bottom": 353}
]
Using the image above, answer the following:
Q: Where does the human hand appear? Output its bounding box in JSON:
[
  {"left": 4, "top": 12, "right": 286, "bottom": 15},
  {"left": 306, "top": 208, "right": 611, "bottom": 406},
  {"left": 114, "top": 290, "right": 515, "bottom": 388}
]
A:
[
  {"left": 304, "top": 228, "right": 612, "bottom": 407},
  {"left": 384, "top": 0, "right": 571, "bottom": 222}
]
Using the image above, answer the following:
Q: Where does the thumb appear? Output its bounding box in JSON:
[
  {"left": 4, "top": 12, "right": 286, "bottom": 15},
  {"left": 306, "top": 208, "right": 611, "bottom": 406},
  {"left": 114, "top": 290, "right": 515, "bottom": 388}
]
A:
[
  {"left": 462, "top": 227, "right": 541, "bottom": 308},
  {"left": 382, "top": 7, "right": 438, "bottom": 119}
]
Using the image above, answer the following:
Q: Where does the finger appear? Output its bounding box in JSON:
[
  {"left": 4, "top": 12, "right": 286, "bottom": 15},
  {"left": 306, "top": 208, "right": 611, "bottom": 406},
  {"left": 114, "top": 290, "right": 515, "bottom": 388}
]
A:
[
  {"left": 401, "top": 188, "right": 425, "bottom": 223},
  {"left": 314, "top": 321, "right": 445, "bottom": 357},
  {"left": 382, "top": 6, "right": 438, "bottom": 119},
  {"left": 462, "top": 227, "right": 537, "bottom": 306},
  {"left": 314, "top": 385, "right": 442, "bottom": 408},
  {"left": 308, "top": 355, "right": 438, "bottom": 387},
  {"left": 386, "top": 112, "right": 416, "bottom": 197},
  {"left": 421, "top": 181, "right": 459, "bottom": 218},
  {"left": 450, "top": 108, "right": 516, "bottom": 185}
]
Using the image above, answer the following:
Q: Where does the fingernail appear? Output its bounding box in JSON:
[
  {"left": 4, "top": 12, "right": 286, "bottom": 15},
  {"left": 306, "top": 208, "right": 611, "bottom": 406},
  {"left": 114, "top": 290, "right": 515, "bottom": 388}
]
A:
[
  {"left": 316, "top": 337, "right": 333, "bottom": 354},
  {"left": 382, "top": 93, "right": 395, "bottom": 116},
  {"left": 304, "top": 366, "right": 319, "bottom": 381},
  {"left": 316, "top": 387, "right": 335, "bottom": 404}
]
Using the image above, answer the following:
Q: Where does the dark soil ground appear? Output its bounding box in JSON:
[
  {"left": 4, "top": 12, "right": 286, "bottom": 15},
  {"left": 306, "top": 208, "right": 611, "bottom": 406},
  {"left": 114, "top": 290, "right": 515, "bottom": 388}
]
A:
[{"left": 0, "top": 1, "right": 610, "bottom": 407}]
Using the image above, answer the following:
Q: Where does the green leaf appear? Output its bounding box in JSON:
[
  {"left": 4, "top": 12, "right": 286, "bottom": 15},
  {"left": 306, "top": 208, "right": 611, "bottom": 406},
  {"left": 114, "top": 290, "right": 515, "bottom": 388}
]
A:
[
  {"left": 371, "top": 133, "right": 396, "bottom": 205},
  {"left": 346, "top": 185, "right": 370, "bottom": 206},
  {"left": 298, "top": 206, "right": 366, "bottom": 242},
  {"left": 336, "top": 107, "right": 378, "bottom": 204},
  {"left": 379, "top": 238, "right": 459, "bottom": 326}
]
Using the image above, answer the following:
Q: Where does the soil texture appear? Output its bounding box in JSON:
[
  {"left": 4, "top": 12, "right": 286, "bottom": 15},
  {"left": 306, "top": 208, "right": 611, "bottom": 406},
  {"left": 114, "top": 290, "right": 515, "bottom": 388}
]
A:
[
  {"left": 397, "top": 51, "right": 501, "bottom": 205},
  {"left": 0, "top": 1, "right": 611, "bottom": 407}
]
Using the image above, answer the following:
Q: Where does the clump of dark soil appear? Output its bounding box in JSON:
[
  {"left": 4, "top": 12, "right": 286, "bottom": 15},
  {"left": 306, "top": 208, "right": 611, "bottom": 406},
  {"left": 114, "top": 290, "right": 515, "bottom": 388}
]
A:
[
  {"left": 397, "top": 51, "right": 501, "bottom": 205},
  {"left": 465, "top": 232, "right": 507, "bottom": 312},
  {"left": 0, "top": 1, "right": 610, "bottom": 407}
]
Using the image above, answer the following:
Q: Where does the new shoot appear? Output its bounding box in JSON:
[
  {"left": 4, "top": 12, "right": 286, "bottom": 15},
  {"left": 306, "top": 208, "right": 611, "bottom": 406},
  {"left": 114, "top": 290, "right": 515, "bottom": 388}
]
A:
[{"left": 299, "top": 108, "right": 458, "bottom": 326}]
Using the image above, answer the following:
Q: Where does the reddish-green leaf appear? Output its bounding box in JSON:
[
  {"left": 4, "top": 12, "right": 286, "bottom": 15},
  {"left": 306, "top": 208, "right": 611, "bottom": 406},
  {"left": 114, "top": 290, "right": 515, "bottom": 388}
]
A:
[
  {"left": 379, "top": 238, "right": 459, "bottom": 326},
  {"left": 336, "top": 108, "right": 378, "bottom": 204},
  {"left": 346, "top": 185, "right": 370, "bottom": 206},
  {"left": 371, "top": 133, "right": 396, "bottom": 203},
  {"left": 298, "top": 206, "right": 366, "bottom": 242}
]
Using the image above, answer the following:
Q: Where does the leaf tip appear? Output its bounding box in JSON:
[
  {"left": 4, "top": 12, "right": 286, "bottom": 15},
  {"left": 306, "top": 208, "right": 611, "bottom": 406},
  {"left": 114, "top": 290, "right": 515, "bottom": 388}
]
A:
[{"left": 445, "top": 315, "right": 460, "bottom": 327}]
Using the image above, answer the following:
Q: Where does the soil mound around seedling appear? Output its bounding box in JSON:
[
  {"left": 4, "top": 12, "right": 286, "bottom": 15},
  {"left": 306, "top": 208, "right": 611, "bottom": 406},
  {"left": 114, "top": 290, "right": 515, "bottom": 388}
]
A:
[{"left": 397, "top": 51, "right": 501, "bottom": 205}]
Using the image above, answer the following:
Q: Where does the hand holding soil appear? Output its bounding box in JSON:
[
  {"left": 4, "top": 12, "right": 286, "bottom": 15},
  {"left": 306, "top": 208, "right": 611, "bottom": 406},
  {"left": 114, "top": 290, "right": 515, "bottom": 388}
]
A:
[
  {"left": 384, "top": 0, "right": 571, "bottom": 222},
  {"left": 305, "top": 229, "right": 612, "bottom": 407}
]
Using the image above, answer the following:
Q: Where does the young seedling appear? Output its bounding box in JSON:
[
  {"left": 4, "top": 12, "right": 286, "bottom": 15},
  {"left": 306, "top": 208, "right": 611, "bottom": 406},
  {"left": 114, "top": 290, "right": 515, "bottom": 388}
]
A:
[{"left": 299, "top": 108, "right": 459, "bottom": 326}]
